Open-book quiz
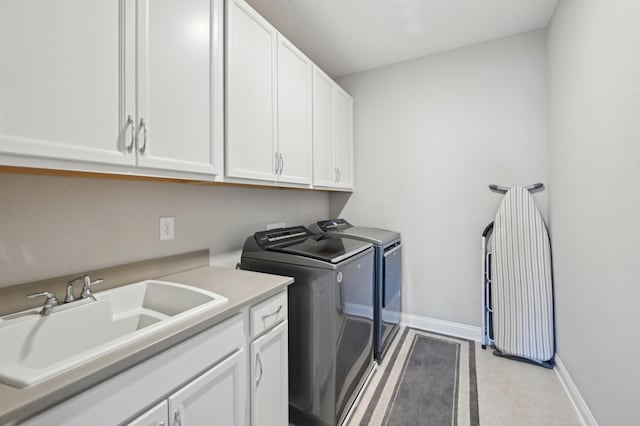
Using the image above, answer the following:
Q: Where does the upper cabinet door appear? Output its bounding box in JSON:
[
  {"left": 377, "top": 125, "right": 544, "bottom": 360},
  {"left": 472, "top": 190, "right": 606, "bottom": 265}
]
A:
[
  {"left": 312, "top": 68, "right": 336, "bottom": 187},
  {"left": 334, "top": 88, "right": 354, "bottom": 189},
  {"left": 135, "top": 0, "right": 222, "bottom": 175},
  {"left": 0, "top": 0, "right": 135, "bottom": 166},
  {"left": 276, "top": 35, "right": 312, "bottom": 185},
  {"left": 226, "top": 0, "right": 277, "bottom": 182}
]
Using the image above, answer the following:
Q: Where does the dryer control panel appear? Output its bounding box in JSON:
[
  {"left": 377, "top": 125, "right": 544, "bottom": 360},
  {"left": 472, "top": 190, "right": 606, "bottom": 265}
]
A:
[
  {"left": 316, "top": 218, "right": 352, "bottom": 232},
  {"left": 254, "top": 226, "right": 313, "bottom": 249}
]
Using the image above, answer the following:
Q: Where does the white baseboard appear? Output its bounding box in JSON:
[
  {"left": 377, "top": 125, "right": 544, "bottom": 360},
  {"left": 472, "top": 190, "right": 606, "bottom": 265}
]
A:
[
  {"left": 554, "top": 355, "right": 598, "bottom": 426},
  {"left": 400, "top": 313, "right": 482, "bottom": 342}
]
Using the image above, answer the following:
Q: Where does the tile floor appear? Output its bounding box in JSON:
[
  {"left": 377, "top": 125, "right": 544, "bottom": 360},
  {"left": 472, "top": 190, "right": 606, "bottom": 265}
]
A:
[
  {"left": 475, "top": 345, "right": 581, "bottom": 425},
  {"left": 294, "top": 329, "right": 582, "bottom": 425}
]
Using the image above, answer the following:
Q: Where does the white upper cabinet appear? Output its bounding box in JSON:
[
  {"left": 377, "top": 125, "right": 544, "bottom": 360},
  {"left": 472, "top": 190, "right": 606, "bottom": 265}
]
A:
[
  {"left": 226, "top": 0, "right": 314, "bottom": 187},
  {"left": 135, "top": 0, "right": 222, "bottom": 175},
  {"left": 276, "top": 35, "right": 312, "bottom": 185},
  {"left": 0, "top": 0, "right": 134, "bottom": 166},
  {"left": 0, "top": 0, "right": 352, "bottom": 189},
  {"left": 0, "top": 0, "right": 222, "bottom": 177},
  {"left": 312, "top": 67, "right": 354, "bottom": 191},
  {"left": 334, "top": 87, "right": 354, "bottom": 189},
  {"left": 312, "top": 68, "right": 337, "bottom": 187},
  {"left": 226, "top": 0, "right": 278, "bottom": 182}
]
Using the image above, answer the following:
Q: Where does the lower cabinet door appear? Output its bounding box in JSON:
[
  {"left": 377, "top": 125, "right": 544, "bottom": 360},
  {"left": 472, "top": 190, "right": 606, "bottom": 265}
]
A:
[
  {"left": 127, "top": 401, "right": 169, "bottom": 426},
  {"left": 251, "top": 321, "right": 288, "bottom": 426},
  {"left": 168, "top": 348, "right": 246, "bottom": 426}
]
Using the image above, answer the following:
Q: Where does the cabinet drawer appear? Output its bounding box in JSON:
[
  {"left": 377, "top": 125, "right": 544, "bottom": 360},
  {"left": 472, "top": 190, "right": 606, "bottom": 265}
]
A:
[{"left": 250, "top": 291, "right": 287, "bottom": 338}]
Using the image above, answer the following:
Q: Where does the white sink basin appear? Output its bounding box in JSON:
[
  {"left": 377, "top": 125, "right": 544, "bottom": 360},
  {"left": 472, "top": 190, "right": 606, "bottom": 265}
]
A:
[{"left": 0, "top": 280, "right": 228, "bottom": 388}]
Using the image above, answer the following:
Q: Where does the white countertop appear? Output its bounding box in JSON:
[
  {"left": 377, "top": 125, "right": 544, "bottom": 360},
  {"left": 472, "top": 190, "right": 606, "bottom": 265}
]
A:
[{"left": 0, "top": 266, "right": 293, "bottom": 425}]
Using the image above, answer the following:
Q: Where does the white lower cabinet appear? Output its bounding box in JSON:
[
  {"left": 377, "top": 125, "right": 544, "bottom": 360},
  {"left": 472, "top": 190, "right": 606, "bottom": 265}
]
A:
[
  {"left": 22, "top": 292, "right": 290, "bottom": 426},
  {"left": 251, "top": 321, "right": 288, "bottom": 426},
  {"left": 126, "top": 350, "right": 245, "bottom": 426},
  {"left": 23, "top": 315, "right": 246, "bottom": 426},
  {"left": 167, "top": 350, "right": 245, "bottom": 426}
]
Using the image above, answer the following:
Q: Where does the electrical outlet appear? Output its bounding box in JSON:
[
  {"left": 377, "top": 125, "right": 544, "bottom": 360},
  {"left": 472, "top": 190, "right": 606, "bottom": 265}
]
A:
[
  {"left": 266, "top": 222, "right": 286, "bottom": 230},
  {"left": 160, "top": 217, "right": 175, "bottom": 241}
]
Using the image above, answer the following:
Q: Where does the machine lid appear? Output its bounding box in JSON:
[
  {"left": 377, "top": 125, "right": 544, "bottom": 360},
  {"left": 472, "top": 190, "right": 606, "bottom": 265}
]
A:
[
  {"left": 272, "top": 235, "right": 372, "bottom": 264},
  {"left": 315, "top": 219, "right": 400, "bottom": 246}
]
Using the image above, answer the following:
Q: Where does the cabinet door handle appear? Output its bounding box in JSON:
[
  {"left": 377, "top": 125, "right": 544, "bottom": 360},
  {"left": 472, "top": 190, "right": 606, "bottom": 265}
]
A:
[
  {"left": 280, "top": 153, "right": 284, "bottom": 175},
  {"left": 255, "top": 352, "right": 264, "bottom": 387},
  {"left": 159, "top": 422, "right": 166, "bottom": 426},
  {"left": 274, "top": 152, "right": 279, "bottom": 175},
  {"left": 125, "top": 115, "right": 136, "bottom": 153},
  {"left": 173, "top": 410, "right": 182, "bottom": 426},
  {"left": 137, "top": 118, "right": 148, "bottom": 155},
  {"left": 262, "top": 304, "right": 282, "bottom": 326},
  {"left": 335, "top": 168, "right": 338, "bottom": 183},
  {"left": 337, "top": 168, "right": 341, "bottom": 183}
]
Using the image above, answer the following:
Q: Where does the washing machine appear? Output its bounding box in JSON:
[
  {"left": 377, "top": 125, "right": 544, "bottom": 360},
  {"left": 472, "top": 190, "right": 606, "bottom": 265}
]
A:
[
  {"left": 241, "top": 225, "right": 375, "bottom": 426},
  {"left": 310, "top": 219, "right": 402, "bottom": 362}
]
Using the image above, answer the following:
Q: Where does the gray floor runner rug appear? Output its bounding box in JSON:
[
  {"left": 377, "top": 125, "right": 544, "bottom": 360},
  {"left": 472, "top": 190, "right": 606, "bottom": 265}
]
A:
[{"left": 348, "top": 328, "right": 479, "bottom": 426}]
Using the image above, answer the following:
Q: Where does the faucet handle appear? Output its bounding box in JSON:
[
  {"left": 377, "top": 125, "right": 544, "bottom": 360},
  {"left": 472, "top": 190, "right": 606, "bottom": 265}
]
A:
[
  {"left": 27, "top": 291, "right": 57, "bottom": 301},
  {"left": 80, "top": 278, "right": 104, "bottom": 301},
  {"left": 65, "top": 276, "right": 85, "bottom": 303},
  {"left": 26, "top": 291, "right": 59, "bottom": 315}
]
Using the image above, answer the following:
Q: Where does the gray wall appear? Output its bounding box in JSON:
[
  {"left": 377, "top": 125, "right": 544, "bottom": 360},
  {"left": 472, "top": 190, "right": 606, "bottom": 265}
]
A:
[
  {"left": 548, "top": 0, "right": 640, "bottom": 424},
  {"left": 332, "top": 30, "right": 548, "bottom": 327},
  {"left": 0, "top": 173, "right": 328, "bottom": 287}
]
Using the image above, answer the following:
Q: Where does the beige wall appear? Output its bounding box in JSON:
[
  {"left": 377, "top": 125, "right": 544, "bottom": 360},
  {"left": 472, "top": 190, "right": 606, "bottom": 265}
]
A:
[
  {"left": 548, "top": 0, "right": 640, "bottom": 424},
  {"left": 0, "top": 173, "right": 328, "bottom": 287},
  {"left": 332, "top": 30, "right": 548, "bottom": 327}
]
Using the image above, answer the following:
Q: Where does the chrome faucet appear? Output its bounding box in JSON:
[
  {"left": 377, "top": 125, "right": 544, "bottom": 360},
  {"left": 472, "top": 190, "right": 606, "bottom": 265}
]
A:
[
  {"left": 27, "top": 291, "right": 59, "bottom": 316},
  {"left": 65, "top": 275, "right": 104, "bottom": 303}
]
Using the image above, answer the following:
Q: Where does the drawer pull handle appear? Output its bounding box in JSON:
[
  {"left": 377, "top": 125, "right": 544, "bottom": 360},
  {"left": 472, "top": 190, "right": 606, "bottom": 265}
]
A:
[{"left": 261, "top": 304, "right": 283, "bottom": 325}]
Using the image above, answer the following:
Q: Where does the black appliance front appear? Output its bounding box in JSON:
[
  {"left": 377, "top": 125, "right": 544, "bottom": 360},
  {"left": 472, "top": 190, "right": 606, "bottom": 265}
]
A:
[
  {"left": 241, "top": 248, "right": 374, "bottom": 426},
  {"left": 377, "top": 241, "right": 402, "bottom": 360}
]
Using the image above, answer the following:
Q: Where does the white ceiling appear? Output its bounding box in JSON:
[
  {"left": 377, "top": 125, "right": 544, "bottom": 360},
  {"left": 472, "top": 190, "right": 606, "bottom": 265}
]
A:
[{"left": 246, "top": 0, "right": 559, "bottom": 77}]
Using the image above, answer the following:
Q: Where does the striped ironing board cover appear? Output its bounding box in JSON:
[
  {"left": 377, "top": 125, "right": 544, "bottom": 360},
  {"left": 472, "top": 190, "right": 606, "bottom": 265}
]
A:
[{"left": 491, "top": 187, "right": 554, "bottom": 363}]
